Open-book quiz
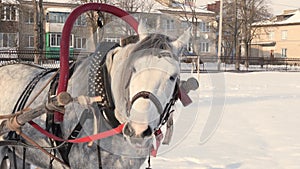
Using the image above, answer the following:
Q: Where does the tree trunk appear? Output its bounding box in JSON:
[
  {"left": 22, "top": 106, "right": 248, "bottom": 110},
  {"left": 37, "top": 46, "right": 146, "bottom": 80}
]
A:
[
  {"left": 235, "top": 41, "right": 240, "bottom": 71},
  {"left": 244, "top": 42, "right": 249, "bottom": 69},
  {"left": 33, "top": 0, "right": 39, "bottom": 64}
]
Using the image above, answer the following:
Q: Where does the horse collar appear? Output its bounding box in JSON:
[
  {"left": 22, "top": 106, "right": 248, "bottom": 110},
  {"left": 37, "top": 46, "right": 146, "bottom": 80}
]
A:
[{"left": 88, "top": 42, "right": 121, "bottom": 128}]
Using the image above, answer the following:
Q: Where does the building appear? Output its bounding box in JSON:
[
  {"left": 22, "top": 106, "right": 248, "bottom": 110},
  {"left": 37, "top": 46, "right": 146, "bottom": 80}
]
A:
[
  {"left": 0, "top": 0, "right": 217, "bottom": 60},
  {"left": 0, "top": 0, "right": 94, "bottom": 59},
  {"left": 251, "top": 9, "right": 300, "bottom": 59},
  {"left": 154, "top": 0, "right": 217, "bottom": 58}
]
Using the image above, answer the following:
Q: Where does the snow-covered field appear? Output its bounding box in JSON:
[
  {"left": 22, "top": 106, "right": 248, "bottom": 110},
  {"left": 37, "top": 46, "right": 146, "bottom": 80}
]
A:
[{"left": 142, "top": 71, "right": 300, "bottom": 169}]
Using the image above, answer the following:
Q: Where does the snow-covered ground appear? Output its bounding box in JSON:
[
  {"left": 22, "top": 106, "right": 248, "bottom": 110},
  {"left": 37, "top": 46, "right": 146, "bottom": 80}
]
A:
[{"left": 142, "top": 71, "right": 300, "bottom": 169}]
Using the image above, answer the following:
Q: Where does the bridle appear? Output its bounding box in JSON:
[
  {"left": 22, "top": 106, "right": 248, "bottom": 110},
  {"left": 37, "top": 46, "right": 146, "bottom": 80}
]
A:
[{"left": 128, "top": 75, "right": 179, "bottom": 137}]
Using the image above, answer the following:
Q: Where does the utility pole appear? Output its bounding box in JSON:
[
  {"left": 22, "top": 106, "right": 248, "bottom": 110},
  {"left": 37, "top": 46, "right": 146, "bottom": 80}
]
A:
[
  {"left": 217, "top": 0, "right": 223, "bottom": 71},
  {"left": 38, "top": 0, "right": 44, "bottom": 52},
  {"left": 33, "top": 0, "right": 43, "bottom": 64}
]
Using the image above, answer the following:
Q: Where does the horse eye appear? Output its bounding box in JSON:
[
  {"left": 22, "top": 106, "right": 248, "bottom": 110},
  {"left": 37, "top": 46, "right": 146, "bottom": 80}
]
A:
[
  {"left": 132, "top": 67, "right": 136, "bottom": 72},
  {"left": 169, "top": 75, "right": 176, "bottom": 81}
]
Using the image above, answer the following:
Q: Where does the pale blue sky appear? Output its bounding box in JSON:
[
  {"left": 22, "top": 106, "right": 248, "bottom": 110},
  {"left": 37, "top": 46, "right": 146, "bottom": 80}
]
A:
[{"left": 197, "top": 0, "right": 300, "bottom": 15}]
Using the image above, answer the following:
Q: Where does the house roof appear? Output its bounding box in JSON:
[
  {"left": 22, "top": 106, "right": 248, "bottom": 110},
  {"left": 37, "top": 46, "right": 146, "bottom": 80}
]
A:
[
  {"left": 253, "top": 9, "right": 300, "bottom": 26},
  {"left": 154, "top": 1, "right": 214, "bottom": 14},
  {"left": 276, "top": 10, "right": 300, "bottom": 25}
]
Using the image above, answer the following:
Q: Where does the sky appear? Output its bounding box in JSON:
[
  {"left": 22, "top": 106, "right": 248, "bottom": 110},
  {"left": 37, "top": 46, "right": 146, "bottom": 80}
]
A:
[{"left": 197, "top": 0, "right": 300, "bottom": 15}]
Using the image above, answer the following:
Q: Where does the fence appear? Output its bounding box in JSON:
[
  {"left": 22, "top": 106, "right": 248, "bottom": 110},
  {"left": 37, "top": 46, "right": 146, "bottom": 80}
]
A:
[
  {"left": 0, "top": 50, "right": 92, "bottom": 67},
  {"left": 181, "top": 55, "right": 300, "bottom": 72},
  {"left": 1, "top": 50, "right": 300, "bottom": 72}
]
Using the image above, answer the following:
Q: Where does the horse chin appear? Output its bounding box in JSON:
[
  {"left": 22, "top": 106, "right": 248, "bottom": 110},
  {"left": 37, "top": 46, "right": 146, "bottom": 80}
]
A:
[
  {"left": 124, "top": 135, "right": 153, "bottom": 149},
  {"left": 122, "top": 122, "right": 153, "bottom": 149}
]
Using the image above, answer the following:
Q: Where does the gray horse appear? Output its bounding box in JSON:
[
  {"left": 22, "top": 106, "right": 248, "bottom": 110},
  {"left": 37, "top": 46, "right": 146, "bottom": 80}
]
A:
[{"left": 0, "top": 23, "right": 191, "bottom": 169}]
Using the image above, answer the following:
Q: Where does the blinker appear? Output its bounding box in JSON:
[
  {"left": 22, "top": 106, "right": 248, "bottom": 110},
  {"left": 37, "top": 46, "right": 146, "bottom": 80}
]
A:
[{"left": 178, "top": 77, "right": 199, "bottom": 106}]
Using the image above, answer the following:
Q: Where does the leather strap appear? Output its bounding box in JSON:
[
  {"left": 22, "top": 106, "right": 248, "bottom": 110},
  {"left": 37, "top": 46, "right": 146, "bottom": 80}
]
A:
[{"left": 29, "top": 121, "right": 124, "bottom": 143}]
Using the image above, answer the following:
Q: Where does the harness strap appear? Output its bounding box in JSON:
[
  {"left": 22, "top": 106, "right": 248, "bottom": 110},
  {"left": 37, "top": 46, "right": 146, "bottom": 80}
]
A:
[
  {"left": 89, "top": 42, "right": 121, "bottom": 128},
  {"left": 29, "top": 121, "right": 124, "bottom": 143}
]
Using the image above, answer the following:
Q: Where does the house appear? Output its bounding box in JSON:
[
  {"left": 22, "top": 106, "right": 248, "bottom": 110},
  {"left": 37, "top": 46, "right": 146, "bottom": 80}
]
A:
[
  {"left": 0, "top": 0, "right": 217, "bottom": 60},
  {"left": 251, "top": 9, "right": 300, "bottom": 59},
  {"left": 154, "top": 0, "right": 217, "bottom": 58},
  {"left": 0, "top": 0, "right": 94, "bottom": 59}
]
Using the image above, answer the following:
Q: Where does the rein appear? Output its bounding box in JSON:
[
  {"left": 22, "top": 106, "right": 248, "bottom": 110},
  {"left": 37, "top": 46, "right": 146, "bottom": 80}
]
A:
[{"left": 29, "top": 121, "right": 124, "bottom": 143}]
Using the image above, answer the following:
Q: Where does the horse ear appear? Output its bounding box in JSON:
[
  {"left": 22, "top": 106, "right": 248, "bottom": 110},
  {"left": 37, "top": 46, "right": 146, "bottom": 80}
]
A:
[
  {"left": 138, "top": 20, "right": 148, "bottom": 41},
  {"left": 172, "top": 27, "right": 191, "bottom": 52}
]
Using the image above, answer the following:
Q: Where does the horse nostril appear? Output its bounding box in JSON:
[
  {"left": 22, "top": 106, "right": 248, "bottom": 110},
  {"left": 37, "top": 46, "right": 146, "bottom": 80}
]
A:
[
  {"left": 123, "top": 123, "right": 135, "bottom": 137},
  {"left": 142, "top": 126, "right": 152, "bottom": 138}
]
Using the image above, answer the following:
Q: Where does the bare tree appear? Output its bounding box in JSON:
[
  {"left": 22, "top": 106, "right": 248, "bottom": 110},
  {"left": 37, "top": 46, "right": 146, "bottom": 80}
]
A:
[
  {"left": 74, "top": 0, "right": 155, "bottom": 46},
  {"left": 222, "top": 0, "right": 243, "bottom": 69},
  {"left": 222, "top": 0, "right": 271, "bottom": 70},
  {"left": 115, "top": 0, "right": 156, "bottom": 36},
  {"left": 73, "top": 0, "right": 112, "bottom": 47},
  {"left": 178, "top": 0, "right": 216, "bottom": 66},
  {"left": 32, "top": 0, "right": 44, "bottom": 64},
  {"left": 239, "top": 0, "right": 271, "bottom": 68}
]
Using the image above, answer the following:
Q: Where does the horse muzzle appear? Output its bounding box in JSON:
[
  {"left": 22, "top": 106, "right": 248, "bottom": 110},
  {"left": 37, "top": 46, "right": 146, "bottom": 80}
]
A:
[
  {"left": 122, "top": 91, "right": 164, "bottom": 147},
  {"left": 122, "top": 121, "right": 153, "bottom": 148}
]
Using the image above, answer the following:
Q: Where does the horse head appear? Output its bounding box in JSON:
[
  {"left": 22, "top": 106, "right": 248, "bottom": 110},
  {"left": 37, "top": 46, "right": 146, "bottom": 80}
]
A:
[{"left": 106, "top": 22, "right": 191, "bottom": 148}]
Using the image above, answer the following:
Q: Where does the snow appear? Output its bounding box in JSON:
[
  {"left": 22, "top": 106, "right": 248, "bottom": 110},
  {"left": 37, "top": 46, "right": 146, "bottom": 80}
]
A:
[{"left": 142, "top": 71, "right": 300, "bottom": 169}]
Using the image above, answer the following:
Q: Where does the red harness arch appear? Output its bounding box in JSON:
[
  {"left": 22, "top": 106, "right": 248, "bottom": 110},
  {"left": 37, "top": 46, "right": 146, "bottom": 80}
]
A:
[{"left": 56, "top": 3, "right": 139, "bottom": 122}]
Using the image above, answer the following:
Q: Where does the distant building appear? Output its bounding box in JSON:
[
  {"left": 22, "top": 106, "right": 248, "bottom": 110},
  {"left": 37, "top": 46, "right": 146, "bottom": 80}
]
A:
[
  {"left": 0, "top": 0, "right": 217, "bottom": 59},
  {"left": 0, "top": 1, "right": 94, "bottom": 59},
  {"left": 207, "top": 1, "right": 220, "bottom": 13},
  {"left": 251, "top": 9, "right": 300, "bottom": 58},
  {"left": 153, "top": 0, "right": 217, "bottom": 58}
]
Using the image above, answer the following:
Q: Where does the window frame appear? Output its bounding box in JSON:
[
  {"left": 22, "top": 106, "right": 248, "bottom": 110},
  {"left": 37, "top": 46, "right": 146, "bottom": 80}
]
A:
[
  {"left": 1, "top": 5, "right": 18, "bottom": 21},
  {"left": 24, "top": 10, "right": 34, "bottom": 24},
  {"left": 281, "top": 30, "right": 288, "bottom": 40},
  {"left": 199, "top": 42, "right": 210, "bottom": 53},
  {"left": 49, "top": 33, "right": 73, "bottom": 47},
  {"left": 0, "top": 33, "right": 18, "bottom": 48},
  {"left": 281, "top": 48, "right": 287, "bottom": 58},
  {"left": 74, "top": 36, "right": 87, "bottom": 49}
]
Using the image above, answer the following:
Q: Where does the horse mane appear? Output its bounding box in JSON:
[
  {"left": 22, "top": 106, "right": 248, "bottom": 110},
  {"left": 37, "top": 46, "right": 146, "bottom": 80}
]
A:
[
  {"left": 133, "top": 34, "right": 174, "bottom": 52},
  {"left": 129, "top": 33, "right": 179, "bottom": 63}
]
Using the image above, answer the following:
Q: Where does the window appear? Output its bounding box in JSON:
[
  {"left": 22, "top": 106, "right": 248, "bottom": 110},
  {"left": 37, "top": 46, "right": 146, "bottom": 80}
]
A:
[
  {"left": 268, "top": 31, "right": 275, "bottom": 40},
  {"left": 25, "top": 35, "right": 34, "bottom": 48},
  {"left": 0, "top": 34, "right": 2, "bottom": 47},
  {"left": 181, "top": 21, "right": 189, "bottom": 29},
  {"left": 281, "top": 48, "right": 287, "bottom": 57},
  {"left": 75, "top": 15, "right": 87, "bottom": 26},
  {"left": 48, "top": 12, "right": 69, "bottom": 23},
  {"left": 199, "top": 22, "right": 210, "bottom": 32},
  {"left": 199, "top": 42, "right": 210, "bottom": 53},
  {"left": 49, "top": 33, "right": 73, "bottom": 47},
  {"left": 75, "top": 37, "right": 86, "bottom": 49},
  {"left": 281, "top": 30, "right": 288, "bottom": 40},
  {"left": 0, "top": 33, "right": 18, "bottom": 48},
  {"left": 104, "top": 37, "right": 120, "bottom": 43},
  {"left": 24, "top": 10, "right": 34, "bottom": 24},
  {"left": 1, "top": 6, "right": 18, "bottom": 21},
  {"left": 50, "top": 34, "right": 61, "bottom": 47},
  {"left": 163, "top": 19, "right": 175, "bottom": 30},
  {"left": 187, "top": 42, "right": 193, "bottom": 53}
]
